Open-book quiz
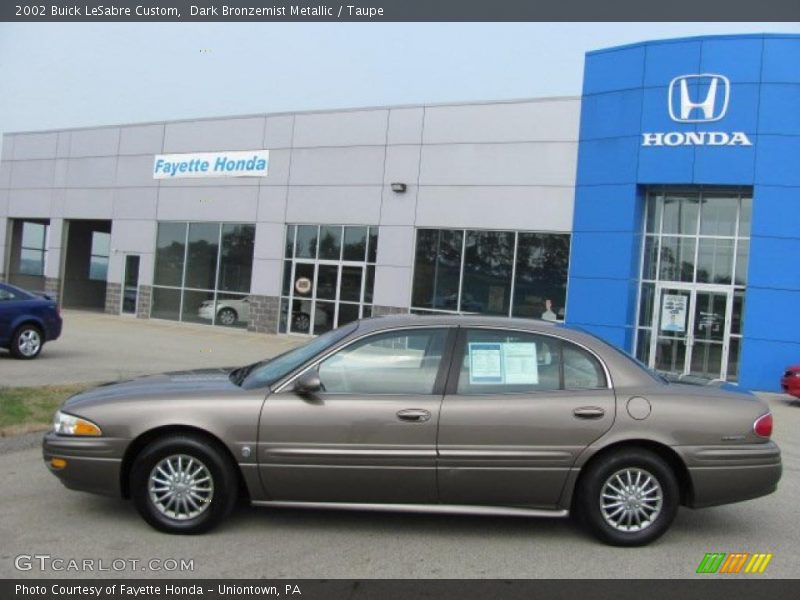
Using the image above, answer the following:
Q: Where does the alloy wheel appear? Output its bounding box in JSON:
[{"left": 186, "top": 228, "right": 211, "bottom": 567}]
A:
[
  {"left": 148, "top": 454, "right": 215, "bottom": 521},
  {"left": 599, "top": 467, "right": 663, "bottom": 532}
]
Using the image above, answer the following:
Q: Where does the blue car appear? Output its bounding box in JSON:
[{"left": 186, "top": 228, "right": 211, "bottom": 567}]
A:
[{"left": 0, "top": 282, "right": 62, "bottom": 359}]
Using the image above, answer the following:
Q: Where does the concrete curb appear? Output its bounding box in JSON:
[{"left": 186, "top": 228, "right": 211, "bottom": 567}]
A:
[{"left": 0, "top": 431, "right": 45, "bottom": 455}]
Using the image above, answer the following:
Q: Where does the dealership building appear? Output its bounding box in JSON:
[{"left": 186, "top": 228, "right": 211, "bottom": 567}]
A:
[{"left": 1, "top": 33, "right": 798, "bottom": 391}]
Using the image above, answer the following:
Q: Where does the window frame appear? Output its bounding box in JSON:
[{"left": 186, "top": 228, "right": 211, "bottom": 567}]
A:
[
  {"left": 274, "top": 326, "right": 457, "bottom": 396},
  {"left": 445, "top": 327, "right": 611, "bottom": 396}
]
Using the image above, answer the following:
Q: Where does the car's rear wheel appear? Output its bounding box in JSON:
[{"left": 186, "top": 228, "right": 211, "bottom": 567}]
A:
[
  {"left": 576, "top": 448, "right": 679, "bottom": 546},
  {"left": 11, "top": 324, "right": 43, "bottom": 359},
  {"left": 130, "top": 434, "right": 238, "bottom": 534}
]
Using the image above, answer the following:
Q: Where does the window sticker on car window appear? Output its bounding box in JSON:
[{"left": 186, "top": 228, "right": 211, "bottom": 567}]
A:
[
  {"left": 468, "top": 341, "right": 539, "bottom": 385},
  {"left": 502, "top": 342, "right": 538, "bottom": 385},
  {"left": 468, "top": 342, "right": 504, "bottom": 384}
]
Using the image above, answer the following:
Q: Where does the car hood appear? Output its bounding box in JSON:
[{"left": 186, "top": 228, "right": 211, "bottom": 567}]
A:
[{"left": 63, "top": 368, "right": 241, "bottom": 408}]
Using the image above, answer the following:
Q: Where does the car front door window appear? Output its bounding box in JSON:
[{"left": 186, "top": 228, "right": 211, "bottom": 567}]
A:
[{"left": 318, "top": 329, "right": 448, "bottom": 395}]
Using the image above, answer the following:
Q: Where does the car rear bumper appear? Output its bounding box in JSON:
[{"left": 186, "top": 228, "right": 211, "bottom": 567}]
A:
[
  {"left": 681, "top": 442, "right": 782, "bottom": 508},
  {"left": 42, "top": 432, "right": 125, "bottom": 497}
]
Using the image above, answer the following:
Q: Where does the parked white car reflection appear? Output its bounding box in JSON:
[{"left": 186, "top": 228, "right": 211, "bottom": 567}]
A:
[{"left": 198, "top": 297, "right": 251, "bottom": 326}]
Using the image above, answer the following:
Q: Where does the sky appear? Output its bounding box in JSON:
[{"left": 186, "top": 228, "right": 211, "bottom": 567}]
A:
[{"left": 1, "top": 22, "right": 799, "bottom": 145}]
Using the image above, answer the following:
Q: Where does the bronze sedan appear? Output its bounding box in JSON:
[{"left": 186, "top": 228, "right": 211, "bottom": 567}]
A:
[{"left": 43, "top": 315, "right": 781, "bottom": 546}]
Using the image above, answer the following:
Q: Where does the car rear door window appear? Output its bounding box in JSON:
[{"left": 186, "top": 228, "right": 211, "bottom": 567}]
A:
[
  {"left": 318, "top": 329, "right": 448, "bottom": 395},
  {"left": 563, "top": 344, "right": 607, "bottom": 389},
  {"left": 456, "top": 329, "right": 561, "bottom": 394}
]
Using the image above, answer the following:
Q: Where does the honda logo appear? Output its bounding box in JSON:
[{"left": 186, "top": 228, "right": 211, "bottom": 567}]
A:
[{"left": 668, "top": 74, "right": 730, "bottom": 123}]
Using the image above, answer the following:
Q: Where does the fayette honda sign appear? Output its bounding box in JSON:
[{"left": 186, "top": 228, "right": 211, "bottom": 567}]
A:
[
  {"left": 642, "top": 74, "right": 752, "bottom": 147},
  {"left": 152, "top": 150, "right": 269, "bottom": 179}
]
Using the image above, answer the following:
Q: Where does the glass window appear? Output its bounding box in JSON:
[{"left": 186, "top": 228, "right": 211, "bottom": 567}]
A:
[
  {"left": 411, "top": 229, "right": 463, "bottom": 311},
  {"left": 696, "top": 238, "right": 734, "bottom": 284},
  {"left": 512, "top": 232, "right": 569, "bottom": 320},
  {"left": 241, "top": 322, "right": 358, "bottom": 389},
  {"left": 318, "top": 329, "right": 448, "bottom": 395},
  {"left": 461, "top": 230, "right": 514, "bottom": 316},
  {"left": 700, "top": 194, "right": 738, "bottom": 237},
  {"left": 343, "top": 226, "right": 367, "bottom": 261},
  {"left": 738, "top": 196, "right": 753, "bottom": 238},
  {"left": 563, "top": 344, "right": 606, "bottom": 389},
  {"left": 658, "top": 236, "right": 695, "bottom": 282},
  {"left": 89, "top": 231, "right": 110, "bottom": 281},
  {"left": 0, "top": 288, "right": 16, "bottom": 301},
  {"left": 318, "top": 225, "right": 342, "bottom": 260},
  {"left": 367, "top": 227, "right": 378, "bottom": 263},
  {"left": 641, "top": 236, "right": 658, "bottom": 281},
  {"left": 340, "top": 266, "right": 362, "bottom": 302},
  {"left": 151, "top": 287, "right": 181, "bottom": 320},
  {"left": 285, "top": 225, "right": 296, "bottom": 258},
  {"left": 184, "top": 223, "right": 219, "bottom": 290},
  {"left": 280, "top": 224, "right": 377, "bottom": 335},
  {"left": 295, "top": 225, "right": 318, "bottom": 259},
  {"left": 662, "top": 194, "right": 699, "bottom": 236},
  {"left": 16, "top": 221, "right": 48, "bottom": 277},
  {"left": 219, "top": 224, "right": 255, "bottom": 293},
  {"left": 457, "top": 329, "right": 561, "bottom": 394},
  {"left": 19, "top": 248, "right": 45, "bottom": 276},
  {"left": 154, "top": 222, "right": 187, "bottom": 287},
  {"left": 734, "top": 240, "right": 749, "bottom": 286},
  {"left": 152, "top": 221, "right": 256, "bottom": 329},
  {"left": 214, "top": 293, "right": 251, "bottom": 329}
]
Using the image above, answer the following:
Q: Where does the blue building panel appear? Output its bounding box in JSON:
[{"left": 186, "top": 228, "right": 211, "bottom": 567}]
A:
[
  {"left": 569, "top": 232, "right": 641, "bottom": 280},
  {"left": 754, "top": 136, "right": 800, "bottom": 186},
  {"left": 746, "top": 237, "right": 800, "bottom": 291},
  {"left": 750, "top": 185, "right": 800, "bottom": 239},
  {"left": 570, "top": 33, "right": 800, "bottom": 391},
  {"left": 692, "top": 142, "right": 756, "bottom": 185},
  {"left": 740, "top": 337, "right": 800, "bottom": 392},
  {"left": 637, "top": 143, "right": 695, "bottom": 184},
  {"left": 579, "top": 90, "right": 643, "bottom": 140},
  {"left": 572, "top": 184, "right": 641, "bottom": 232},
  {"left": 583, "top": 46, "right": 645, "bottom": 95},
  {"left": 699, "top": 37, "right": 764, "bottom": 84},
  {"left": 575, "top": 137, "right": 640, "bottom": 186},
  {"left": 761, "top": 37, "right": 800, "bottom": 83},
  {"left": 758, "top": 83, "right": 800, "bottom": 135},
  {"left": 642, "top": 40, "right": 702, "bottom": 88}
]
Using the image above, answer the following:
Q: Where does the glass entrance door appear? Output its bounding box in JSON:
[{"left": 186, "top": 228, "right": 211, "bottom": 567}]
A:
[
  {"left": 122, "top": 255, "right": 140, "bottom": 315},
  {"left": 651, "top": 285, "right": 732, "bottom": 381}
]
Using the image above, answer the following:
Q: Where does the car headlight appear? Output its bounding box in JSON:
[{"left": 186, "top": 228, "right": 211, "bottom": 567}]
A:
[{"left": 52, "top": 411, "right": 102, "bottom": 436}]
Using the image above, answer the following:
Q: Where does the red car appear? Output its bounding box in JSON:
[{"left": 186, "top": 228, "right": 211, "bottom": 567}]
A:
[{"left": 781, "top": 365, "right": 800, "bottom": 398}]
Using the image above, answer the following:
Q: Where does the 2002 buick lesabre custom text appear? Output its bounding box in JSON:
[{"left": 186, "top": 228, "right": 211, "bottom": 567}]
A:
[{"left": 43, "top": 315, "right": 782, "bottom": 546}]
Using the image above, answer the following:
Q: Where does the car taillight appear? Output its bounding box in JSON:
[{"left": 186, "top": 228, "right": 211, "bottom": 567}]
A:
[{"left": 754, "top": 413, "right": 773, "bottom": 438}]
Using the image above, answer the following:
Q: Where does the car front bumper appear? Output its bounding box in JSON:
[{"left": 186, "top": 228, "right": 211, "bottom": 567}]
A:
[
  {"left": 781, "top": 375, "right": 800, "bottom": 397},
  {"left": 42, "top": 431, "right": 126, "bottom": 498},
  {"left": 680, "top": 441, "right": 782, "bottom": 508}
]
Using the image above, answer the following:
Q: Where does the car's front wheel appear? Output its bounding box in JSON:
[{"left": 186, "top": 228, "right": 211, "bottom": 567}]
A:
[
  {"left": 217, "top": 307, "right": 238, "bottom": 326},
  {"left": 576, "top": 448, "right": 679, "bottom": 546},
  {"left": 11, "top": 324, "right": 43, "bottom": 359},
  {"left": 130, "top": 434, "right": 238, "bottom": 534}
]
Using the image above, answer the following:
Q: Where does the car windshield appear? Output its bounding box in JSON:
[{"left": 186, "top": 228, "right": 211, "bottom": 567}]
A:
[{"left": 232, "top": 322, "right": 358, "bottom": 389}]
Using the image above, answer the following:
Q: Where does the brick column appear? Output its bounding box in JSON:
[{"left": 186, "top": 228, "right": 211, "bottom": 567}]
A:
[
  {"left": 247, "top": 295, "right": 280, "bottom": 334},
  {"left": 104, "top": 282, "right": 122, "bottom": 314},
  {"left": 136, "top": 285, "right": 152, "bottom": 319}
]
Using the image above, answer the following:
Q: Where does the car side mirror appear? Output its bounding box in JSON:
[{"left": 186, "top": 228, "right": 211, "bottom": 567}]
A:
[{"left": 294, "top": 369, "right": 322, "bottom": 395}]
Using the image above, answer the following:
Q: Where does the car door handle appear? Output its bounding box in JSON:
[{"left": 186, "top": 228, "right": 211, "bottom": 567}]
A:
[
  {"left": 573, "top": 406, "right": 605, "bottom": 419},
  {"left": 396, "top": 409, "right": 431, "bottom": 423}
]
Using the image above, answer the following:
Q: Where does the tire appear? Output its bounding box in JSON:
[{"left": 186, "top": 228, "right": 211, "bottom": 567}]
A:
[
  {"left": 292, "top": 312, "right": 311, "bottom": 333},
  {"left": 217, "top": 307, "right": 238, "bottom": 327},
  {"left": 10, "top": 324, "right": 43, "bottom": 359},
  {"left": 575, "top": 448, "right": 679, "bottom": 547},
  {"left": 130, "top": 434, "right": 239, "bottom": 534}
]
